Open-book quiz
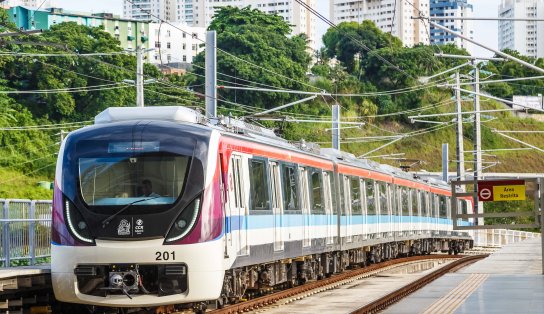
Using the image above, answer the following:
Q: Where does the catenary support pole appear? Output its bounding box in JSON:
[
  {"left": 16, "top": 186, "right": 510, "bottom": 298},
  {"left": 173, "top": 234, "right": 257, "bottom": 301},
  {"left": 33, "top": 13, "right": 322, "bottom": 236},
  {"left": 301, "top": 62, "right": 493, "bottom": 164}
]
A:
[
  {"left": 136, "top": 46, "right": 144, "bottom": 107},
  {"left": 473, "top": 66, "right": 483, "bottom": 225},
  {"left": 455, "top": 72, "right": 465, "bottom": 182},
  {"left": 205, "top": 31, "right": 217, "bottom": 118},
  {"left": 332, "top": 104, "right": 340, "bottom": 150},
  {"left": 442, "top": 143, "right": 449, "bottom": 182}
]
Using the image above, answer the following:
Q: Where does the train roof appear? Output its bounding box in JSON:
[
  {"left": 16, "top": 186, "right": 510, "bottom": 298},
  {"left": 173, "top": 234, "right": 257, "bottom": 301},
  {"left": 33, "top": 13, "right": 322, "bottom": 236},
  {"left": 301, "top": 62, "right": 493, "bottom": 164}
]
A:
[{"left": 93, "top": 106, "right": 450, "bottom": 191}]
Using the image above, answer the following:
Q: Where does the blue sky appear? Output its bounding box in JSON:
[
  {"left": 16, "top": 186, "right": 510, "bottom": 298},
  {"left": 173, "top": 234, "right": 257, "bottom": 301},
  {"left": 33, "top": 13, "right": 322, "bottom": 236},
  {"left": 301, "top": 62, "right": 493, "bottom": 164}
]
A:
[{"left": 54, "top": 0, "right": 499, "bottom": 56}]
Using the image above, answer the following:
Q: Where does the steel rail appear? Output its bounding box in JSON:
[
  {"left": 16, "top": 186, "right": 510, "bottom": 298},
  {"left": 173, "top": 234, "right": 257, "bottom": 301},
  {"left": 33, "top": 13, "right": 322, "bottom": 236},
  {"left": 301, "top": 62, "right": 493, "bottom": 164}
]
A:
[
  {"left": 349, "top": 254, "right": 488, "bottom": 314},
  {"left": 208, "top": 254, "right": 476, "bottom": 314}
]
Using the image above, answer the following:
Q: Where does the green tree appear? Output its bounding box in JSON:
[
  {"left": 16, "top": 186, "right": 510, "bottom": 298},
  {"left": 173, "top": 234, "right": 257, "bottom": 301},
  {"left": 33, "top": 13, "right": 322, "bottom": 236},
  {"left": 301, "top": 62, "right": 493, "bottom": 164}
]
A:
[
  {"left": 323, "top": 21, "right": 402, "bottom": 73},
  {"left": 192, "top": 6, "right": 312, "bottom": 111}
]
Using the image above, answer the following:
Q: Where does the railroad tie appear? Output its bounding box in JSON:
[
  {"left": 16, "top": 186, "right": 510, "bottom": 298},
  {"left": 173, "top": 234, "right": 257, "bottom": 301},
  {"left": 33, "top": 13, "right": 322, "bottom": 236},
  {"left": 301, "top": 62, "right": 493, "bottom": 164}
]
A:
[{"left": 421, "top": 273, "right": 489, "bottom": 314}]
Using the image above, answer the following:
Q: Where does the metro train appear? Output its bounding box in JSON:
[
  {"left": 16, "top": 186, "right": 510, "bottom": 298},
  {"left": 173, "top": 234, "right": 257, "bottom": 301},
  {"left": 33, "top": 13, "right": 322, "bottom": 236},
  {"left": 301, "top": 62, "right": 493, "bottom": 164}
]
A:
[{"left": 51, "top": 106, "right": 473, "bottom": 311}]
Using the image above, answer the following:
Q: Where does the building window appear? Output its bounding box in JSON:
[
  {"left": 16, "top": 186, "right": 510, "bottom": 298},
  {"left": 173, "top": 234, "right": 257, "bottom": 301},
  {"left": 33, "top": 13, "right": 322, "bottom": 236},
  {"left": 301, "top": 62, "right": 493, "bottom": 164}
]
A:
[
  {"left": 155, "top": 41, "right": 161, "bottom": 48},
  {"left": 167, "top": 42, "right": 171, "bottom": 48}
]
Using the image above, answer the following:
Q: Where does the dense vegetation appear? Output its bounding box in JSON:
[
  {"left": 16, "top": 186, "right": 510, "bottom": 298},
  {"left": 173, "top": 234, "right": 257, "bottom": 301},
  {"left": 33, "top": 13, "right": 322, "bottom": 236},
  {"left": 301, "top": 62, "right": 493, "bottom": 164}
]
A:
[{"left": 0, "top": 6, "right": 543, "bottom": 204}]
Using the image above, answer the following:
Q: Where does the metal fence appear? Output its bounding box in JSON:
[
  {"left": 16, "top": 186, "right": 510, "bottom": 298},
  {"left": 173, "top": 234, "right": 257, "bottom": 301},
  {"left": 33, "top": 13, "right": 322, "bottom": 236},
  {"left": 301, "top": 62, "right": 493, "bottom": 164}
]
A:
[
  {"left": 471, "top": 229, "right": 540, "bottom": 247},
  {"left": 0, "top": 199, "right": 52, "bottom": 267}
]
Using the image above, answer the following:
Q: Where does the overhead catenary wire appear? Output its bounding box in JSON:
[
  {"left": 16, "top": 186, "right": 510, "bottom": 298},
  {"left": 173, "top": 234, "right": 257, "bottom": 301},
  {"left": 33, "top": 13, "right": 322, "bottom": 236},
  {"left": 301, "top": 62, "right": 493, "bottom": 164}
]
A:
[
  {"left": 0, "top": 83, "right": 134, "bottom": 94},
  {"left": 0, "top": 51, "right": 128, "bottom": 57}
]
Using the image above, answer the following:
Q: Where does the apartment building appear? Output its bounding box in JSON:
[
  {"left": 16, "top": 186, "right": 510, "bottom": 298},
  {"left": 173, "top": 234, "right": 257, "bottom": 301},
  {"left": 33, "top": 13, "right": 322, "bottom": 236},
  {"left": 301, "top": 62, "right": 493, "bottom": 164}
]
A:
[
  {"left": 499, "top": 0, "right": 544, "bottom": 58},
  {"left": 330, "top": 0, "right": 430, "bottom": 47},
  {"left": 429, "top": 0, "right": 474, "bottom": 54}
]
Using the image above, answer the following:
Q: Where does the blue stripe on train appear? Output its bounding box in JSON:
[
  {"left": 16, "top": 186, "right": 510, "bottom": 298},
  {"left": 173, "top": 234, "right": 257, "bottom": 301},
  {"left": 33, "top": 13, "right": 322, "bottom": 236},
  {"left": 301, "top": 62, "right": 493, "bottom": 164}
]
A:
[{"left": 224, "top": 215, "right": 473, "bottom": 233}]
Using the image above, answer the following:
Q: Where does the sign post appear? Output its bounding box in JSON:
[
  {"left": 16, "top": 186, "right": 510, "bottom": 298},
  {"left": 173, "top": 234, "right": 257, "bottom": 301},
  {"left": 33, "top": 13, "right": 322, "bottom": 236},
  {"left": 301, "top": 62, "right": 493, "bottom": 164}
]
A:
[{"left": 451, "top": 178, "right": 544, "bottom": 274}]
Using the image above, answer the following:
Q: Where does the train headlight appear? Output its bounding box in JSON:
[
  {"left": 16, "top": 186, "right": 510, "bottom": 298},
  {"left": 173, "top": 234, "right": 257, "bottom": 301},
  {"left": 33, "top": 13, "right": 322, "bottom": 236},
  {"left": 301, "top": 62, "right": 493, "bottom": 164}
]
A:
[
  {"left": 164, "top": 195, "right": 201, "bottom": 243},
  {"left": 64, "top": 197, "right": 94, "bottom": 244}
]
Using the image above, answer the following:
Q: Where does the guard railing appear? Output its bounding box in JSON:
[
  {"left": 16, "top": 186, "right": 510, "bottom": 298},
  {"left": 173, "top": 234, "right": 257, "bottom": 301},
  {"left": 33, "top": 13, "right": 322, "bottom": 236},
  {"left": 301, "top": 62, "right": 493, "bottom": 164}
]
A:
[
  {"left": 471, "top": 228, "right": 540, "bottom": 247},
  {"left": 0, "top": 199, "right": 52, "bottom": 267}
]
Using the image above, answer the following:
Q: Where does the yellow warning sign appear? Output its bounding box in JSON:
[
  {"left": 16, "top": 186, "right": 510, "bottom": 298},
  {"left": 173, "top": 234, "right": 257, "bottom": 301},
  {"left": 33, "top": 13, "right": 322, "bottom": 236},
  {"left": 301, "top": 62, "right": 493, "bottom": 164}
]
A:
[{"left": 492, "top": 185, "right": 526, "bottom": 201}]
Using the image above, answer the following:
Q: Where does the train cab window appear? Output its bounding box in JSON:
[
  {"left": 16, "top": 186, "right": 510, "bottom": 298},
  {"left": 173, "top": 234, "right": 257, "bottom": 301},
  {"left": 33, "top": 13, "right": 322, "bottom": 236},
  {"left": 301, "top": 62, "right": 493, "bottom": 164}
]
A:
[
  {"left": 310, "top": 169, "right": 324, "bottom": 214},
  {"left": 350, "top": 177, "right": 362, "bottom": 215},
  {"left": 366, "top": 179, "right": 376, "bottom": 215},
  {"left": 411, "top": 189, "right": 419, "bottom": 216},
  {"left": 249, "top": 159, "right": 270, "bottom": 211},
  {"left": 401, "top": 187, "right": 409, "bottom": 216},
  {"left": 438, "top": 195, "right": 447, "bottom": 218},
  {"left": 281, "top": 164, "right": 299, "bottom": 211},
  {"left": 327, "top": 171, "right": 338, "bottom": 214}
]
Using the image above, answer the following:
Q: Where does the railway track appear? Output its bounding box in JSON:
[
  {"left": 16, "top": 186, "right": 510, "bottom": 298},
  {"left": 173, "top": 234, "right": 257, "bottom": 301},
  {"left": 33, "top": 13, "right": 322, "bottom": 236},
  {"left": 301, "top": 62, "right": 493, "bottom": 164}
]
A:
[{"left": 207, "top": 254, "right": 487, "bottom": 314}]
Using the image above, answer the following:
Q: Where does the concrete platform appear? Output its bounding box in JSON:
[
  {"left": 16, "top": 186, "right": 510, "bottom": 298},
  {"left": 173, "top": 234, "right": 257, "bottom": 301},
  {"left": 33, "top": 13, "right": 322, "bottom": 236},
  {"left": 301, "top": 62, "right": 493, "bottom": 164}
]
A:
[
  {"left": 385, "top": 237, "right": 544, "bottom": 314},
  {"left": 0, "top": 265, "right": 50, "bottom": 280}
]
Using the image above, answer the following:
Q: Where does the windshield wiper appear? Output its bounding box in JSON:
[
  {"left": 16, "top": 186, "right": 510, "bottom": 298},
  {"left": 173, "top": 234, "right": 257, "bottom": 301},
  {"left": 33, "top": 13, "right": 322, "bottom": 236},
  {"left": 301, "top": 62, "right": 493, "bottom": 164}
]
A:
[{"left": 101, "top": 196, "right": 160, "bottom": 229}]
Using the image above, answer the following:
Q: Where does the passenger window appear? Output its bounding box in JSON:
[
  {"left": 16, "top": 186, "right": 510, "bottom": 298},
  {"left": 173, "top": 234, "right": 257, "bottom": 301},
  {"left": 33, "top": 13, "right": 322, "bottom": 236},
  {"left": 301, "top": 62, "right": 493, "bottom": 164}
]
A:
[
  {"left": 340, "top": 175, "right": 347, "bottom": 216},
  {"left": 350, "top": 177, "right": 362, "bottom": 215},
  {"left": 310, "top": 169, "right": 324, "bottom": 214},
  {"left": 421, "top": 192, "right": 428, "bottom": 216},
  {"left": 460, "top": 200, "right": 468, "bottom": 221},
  {"left": 379, "top": 182, "right": 388, "bottom": 215},
  {"left": 249, "top": 159, "right": 269, "bottom": 211},
  {"left": 411, "top": 189, "right": 419, "bottom": 216},
  {"left": 402, "top": 187, "right": 409, "bottom": 216},
  {"left": 231, "top": 157, "right": 244, "bottom": 208},
  {"left": 366, "top": 179, "right": 376, "bottom": 215},
  {"left": 328, "top": 171, "right": 338, "bottom": 214},
  {"left": 439, "top": 195, "right": 447, "bottom": 218},
  {"left": 281, "top": 164, "right": 298, "bottom": 211}
]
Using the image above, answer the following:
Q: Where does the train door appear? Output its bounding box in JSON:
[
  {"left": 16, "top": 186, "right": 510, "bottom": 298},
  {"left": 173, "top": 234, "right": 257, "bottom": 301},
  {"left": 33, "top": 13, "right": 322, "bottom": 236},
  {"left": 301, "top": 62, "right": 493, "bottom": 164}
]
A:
[
  {"left": 269, "top": 162, "right": 284, "bottom": 251},
  {"left": 231, "top": 155, "right": 248, "bottom": 256},
  {"left": 343, "top": 175, "right": 353, "bottom": 242},
  {"left": 409, "top": 189, "right": 416, "bottom": 236},
  {"left": 392, "top": 185, "right": 400, "bottom": 236},
  {"left": 386, "top": 183, "right": 394, "bottom": 237},
  {"left": 361, "top": 179, "right": 368, "bottom": 240},
  {"left": 323, "top": 172, "right": 334, "bottom": 245},
  {"left": 299, "top": 167, "right": 311, "bottom": 247},
  {"left": 426, "top": 192, "right": 432, "bottom": 234}
]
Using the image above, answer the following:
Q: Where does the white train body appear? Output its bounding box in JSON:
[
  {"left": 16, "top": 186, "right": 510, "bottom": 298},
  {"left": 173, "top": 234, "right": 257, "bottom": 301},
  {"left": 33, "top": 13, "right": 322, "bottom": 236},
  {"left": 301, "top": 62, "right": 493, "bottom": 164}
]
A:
[{"left": 51, "top": 106, "right": 473, "bottom": 308}]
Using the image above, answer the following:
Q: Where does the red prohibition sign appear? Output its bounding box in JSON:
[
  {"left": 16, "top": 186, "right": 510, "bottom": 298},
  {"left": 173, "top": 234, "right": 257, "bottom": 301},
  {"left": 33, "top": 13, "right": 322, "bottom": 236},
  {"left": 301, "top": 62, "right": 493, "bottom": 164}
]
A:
[{"left": 479, "top": 188, "right": 492, "bottom": 201}]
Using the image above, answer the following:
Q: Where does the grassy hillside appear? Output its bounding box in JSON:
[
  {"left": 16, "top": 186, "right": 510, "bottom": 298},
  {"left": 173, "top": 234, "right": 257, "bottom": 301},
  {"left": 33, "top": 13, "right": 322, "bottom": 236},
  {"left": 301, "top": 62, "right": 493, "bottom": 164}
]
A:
[
  {"left": 0, "top": 168, "right": 54, "bottom": 200},
  {"left": 336, "top": 97, "right": 544, "bottom": 173}
]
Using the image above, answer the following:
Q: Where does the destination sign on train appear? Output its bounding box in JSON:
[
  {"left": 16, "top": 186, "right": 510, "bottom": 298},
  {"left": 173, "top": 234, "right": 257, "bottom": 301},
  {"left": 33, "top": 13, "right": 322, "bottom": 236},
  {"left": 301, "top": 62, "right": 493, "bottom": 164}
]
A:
[{"left": 477, "top": 180, "right": 526, "bottom": 202}]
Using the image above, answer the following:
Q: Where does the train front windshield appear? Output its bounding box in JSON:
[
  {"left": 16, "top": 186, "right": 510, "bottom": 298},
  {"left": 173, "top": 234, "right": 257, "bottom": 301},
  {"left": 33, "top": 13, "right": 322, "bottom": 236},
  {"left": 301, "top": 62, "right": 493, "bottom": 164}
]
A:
[{"left": 79, "top": 154, "right": 190, "bottom": 207}]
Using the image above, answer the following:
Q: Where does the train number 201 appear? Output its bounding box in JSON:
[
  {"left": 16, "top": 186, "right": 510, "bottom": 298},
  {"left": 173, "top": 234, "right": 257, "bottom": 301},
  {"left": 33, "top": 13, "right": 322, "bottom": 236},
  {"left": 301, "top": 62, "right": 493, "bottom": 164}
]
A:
[{"left": 155, "top": 251, "right": 176, "bottom": 261}]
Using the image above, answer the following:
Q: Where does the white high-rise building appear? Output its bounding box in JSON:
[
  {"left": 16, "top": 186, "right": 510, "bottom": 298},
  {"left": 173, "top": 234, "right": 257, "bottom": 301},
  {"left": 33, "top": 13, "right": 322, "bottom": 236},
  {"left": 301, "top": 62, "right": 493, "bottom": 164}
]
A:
[
  {"left": 429, "top": 0, "right": 474, "bottom": 54},
  {"left": 123, "top": 0, "right": 187, "bottom": 23},
  {"left": 191, "top": 0, "right": 317, "bottom": 51},
  {"left": 147, "top": 22, "right": 205, "bottom": 64},
  {"left": 499, "top": 0, "right": 544, "bottom": 58},
  {"left": 330, "top": 0, "right": 430, "bottom": 47},
  {"left": 124, "top": 0, "right": 317, "bottom": 50}
]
